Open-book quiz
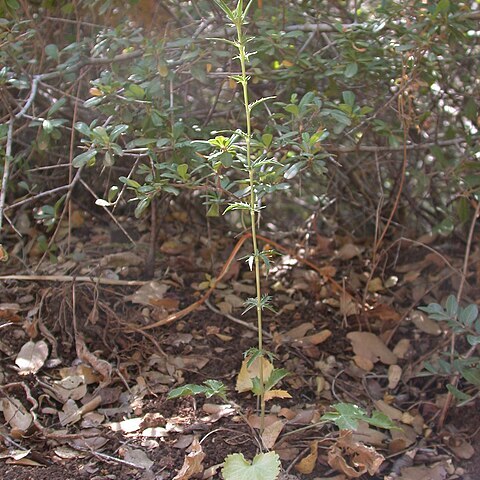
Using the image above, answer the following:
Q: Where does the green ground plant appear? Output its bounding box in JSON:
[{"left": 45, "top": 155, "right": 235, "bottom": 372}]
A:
[{"left": 420, "top": 296, "right": 480, "bottom": 404}]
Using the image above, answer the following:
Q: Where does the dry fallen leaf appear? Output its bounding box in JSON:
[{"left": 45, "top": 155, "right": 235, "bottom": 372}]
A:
[
  {"left": 397, "top": 464, "right": 448, "bottom": 480},
  {"left": 15, "top": 340, "right": 49, "bottom": 375},
  {"left": 347, "top": 332, "right": 397, "bottom": 365},
  {"left": 173, "top": 438, "right": 205, "bottom": 480},
  {"left": 295, "top": 440, "right": 318, "bottom": 474},
  {"left": 328, "top": 431, "right": 384, "bottom": 478},
  {"left": 0, "top": 396, "right": 33, "bottom": 433},
  {"left": 337, "top": 243, "right": 363, "bottom": 260},
  {"left": 264, "top": 389, "right": 292, "bottom": 402},
  {"left": 236, "top": 356, "right": 273, "bottom": 393},
  {"left": 411, "top": 310, "right": 442, "bottom": 336},
  {"left": 124, "top": 281, "right": 169, "bottom": 305},
  {"left": 261, "top": 420, "right": 285, "bottom": 449},
  {"left": 123, "top": 448, "right": 154, "bottom": 469},
  {"left": 388, "top": 365, "right": 402, "bottom": 389}
]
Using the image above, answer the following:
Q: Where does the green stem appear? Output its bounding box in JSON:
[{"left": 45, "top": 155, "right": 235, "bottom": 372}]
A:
[{"left": 235, "top": 22, "right": 266, "bottom": 434}]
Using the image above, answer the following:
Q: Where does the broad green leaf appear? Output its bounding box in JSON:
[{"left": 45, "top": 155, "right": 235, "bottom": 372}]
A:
[
  {"left": 366, "top": 411, "right": 397, "bottom": 430},
  {"left": 128, "top": 84, "right": 145, "bottom": 99},
  {"left": 459, "top": 304, "right": 478, "bottom": 327},
  {"left": 262, "top": 133, "right": 273, "bottom": 148},
  {"left": 203, "top": 379, "right": 227, "bottom": 398},
  {"left": 119, "top": 177, "right": 141, "bottom": 189},
  {"left": 344, "top": 62, "right": 358, "bottom": 78},
  {"left": 445, "top": 295, "right": 458, "bottom": 317},
  {"left": 462, "top": 367, "right": 480, "bottom": 386},
  {"left": 466, "top": 334, "right": 480, "bottom": 346},
  {"left": 321, "top": 403, "right": 366, "bottom": 430},
  {"left": 342, "top": 90, "right": 355, "bottom": 107},
  {"left": 222, "top": 452, "right": 280, "bottom": 480},
  {"left": 167, "top": 384, "right": 208, "bottom": 399},
  {"left": 177, "top": 163, "right": 189, "bottom": 180},
  {"left": 72, "top": 149, "right": 97, "bottom": 168},
  {"left": 110, "top": 124, "right": 129, "bottom": 141},
  {"left": 47, "top": 97, "right": 66, "bottom": 117},
  {"left": 45, "top": 44, "right": 59, "bottom": 61},
  {"left": 283, "top": 161, "right": 306, "bottom": 180},
  {"left": 74, "top": 122, "right": 91, "bottom": 137},
  {"left": 446, "top": 384, "right": 471, "bottom": 401},
  {"left": 134, "top": 197, "right": 151, "bottom": 218}
]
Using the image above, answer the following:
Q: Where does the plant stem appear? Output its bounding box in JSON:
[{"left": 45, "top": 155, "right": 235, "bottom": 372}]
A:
[{"left": 235, "top": 22, "right": 266, "bottom": 434}]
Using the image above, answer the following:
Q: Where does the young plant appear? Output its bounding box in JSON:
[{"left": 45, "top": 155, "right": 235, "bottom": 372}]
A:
[
  {"left": 170, "top": 1, "right": 287, "bottom": 479},
  {"left": 419, "top": 295, "right": 480, "bottom": 403}
]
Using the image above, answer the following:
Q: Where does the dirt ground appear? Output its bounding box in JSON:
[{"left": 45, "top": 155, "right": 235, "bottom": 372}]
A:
[{"left": 1, "top": 210, "right": 479, "bottom": 480}]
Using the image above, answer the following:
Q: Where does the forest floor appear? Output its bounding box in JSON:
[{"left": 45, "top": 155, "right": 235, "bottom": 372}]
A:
[{"left": 0, "top": 203, "right": 479, "bottom": 480}]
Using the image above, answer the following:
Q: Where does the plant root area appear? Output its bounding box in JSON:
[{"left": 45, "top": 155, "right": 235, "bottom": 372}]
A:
[{"left": 0, "top": 210, "right": 479, "bottom": 480}]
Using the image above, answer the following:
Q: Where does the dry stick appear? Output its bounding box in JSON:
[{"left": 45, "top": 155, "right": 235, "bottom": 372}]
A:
[
  {"left": 67, "top": 81, "right": 81, "bottom": 254},
  {"left": 437, "top": 200, "right": 480, "bottom": 428},
  {"left": 0, "top": 274, "right": 148, "bottom": 286},
  {"left": 80, "top": 179, "right": 136, "bottom": 245}
]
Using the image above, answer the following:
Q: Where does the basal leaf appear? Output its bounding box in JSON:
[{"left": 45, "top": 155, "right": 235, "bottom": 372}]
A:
[{"left": 222, "top": 452, "right": 280, "bottom": 480}]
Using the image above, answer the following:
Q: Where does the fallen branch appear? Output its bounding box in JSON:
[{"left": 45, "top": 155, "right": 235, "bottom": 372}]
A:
[{"left": 0, "top": 274, "right": 148, "bottom": 286}]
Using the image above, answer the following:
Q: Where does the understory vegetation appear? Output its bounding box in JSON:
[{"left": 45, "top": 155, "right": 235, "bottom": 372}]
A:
[{"left": 0, "top": 0, "right": 479, "bottom": 479}]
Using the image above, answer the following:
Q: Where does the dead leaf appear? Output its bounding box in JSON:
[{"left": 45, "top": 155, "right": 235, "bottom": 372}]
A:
[
  {"left": 100, "top": 252, "right": 144, "bottom": 268},
  {"left": 201, "top": 403, "right": 235, "bottom": 423},
  {"left": 0, "top": 396, "right": 33, "bottom": 433},
  {"left": 328, "top": 431, "right": 384, "bottom": 478},
  {"left": 264, "top": 390, "right": 292, "bottom": 402},
  {"left": 340, "top": 292, "right": 359, "bottom": 317},
  {"left": 168, "top": 355, "right": 209, "bottom": 371},
  {"left": 236, "top": 356, "right": 273, "bottom": 393},
  {"left": 411, "top": 311, "right": 441, "bottom": 336},
  {"left": 347, "top": 332, "right": 397, "bottom": 365},
  {"left": 173, "top": 438, "right": 205, "bottom": 480},
  {"left": 123, "top": 448, "right": 154, "bottom": 469},
  {"left": 295, "top": 440, "right": 318, "bottom": 474},
  {"left": 75, "top": 337, "right": 112, "bottom": 387},
  {"left": 292, "top": 330, "right": 332, "bottom": 346},
  {"left": 393, "top": 338, "right": 410, "bottom": 359},
  {"left": 70, "top": 429, "right": 108, "bottom": 450},
  {"left": 58, "top": 399, "right": 82, "bottom": 426},
  {"left": 284, "top": 322, "right": 314, "bottom": 340},
  {"left": 352, "top": 421, "right": 388, "bottom": 447},
  {"left": 367, "top": 304, "right": 401, "bottom": 323},
  {"left": 125, "top": 281, "right": 169, "bottom": 305},
  {"left": 397, "top": 465, "right": 447, "bottom": 480},
  {"left": 15, "top": 340, "right": 49, "bottom": 375},
  {"left": 352, "top": 355, "right": 374, "bottom": 371},
  {"left": 160, "top": 239, "right": 189, "bottom": 255},
  {"left": 374, "top": 400, "right": 403, "bottom": 421},
  {"left": 388, "top": 365, "right": 402, "bottom": 389},
  {"left": 444, "top": 435, "right": 475, "bottom": 459},
  {"left": 47, "top": 375, "right": 87, "bottom": 403},
  {"left": 261, "top": 420, "right": 285, "bottom": 449},
  {"left": 368, "top": 277, "right": 384, "bottom": 293},
  {"left": 337, "top": 243, "right": 363, "bottom": 260}
]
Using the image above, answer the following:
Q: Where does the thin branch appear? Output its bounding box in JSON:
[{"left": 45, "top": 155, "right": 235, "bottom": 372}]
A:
[{"left": 327, "top": 137, "right": 467, "bottom": 153}]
